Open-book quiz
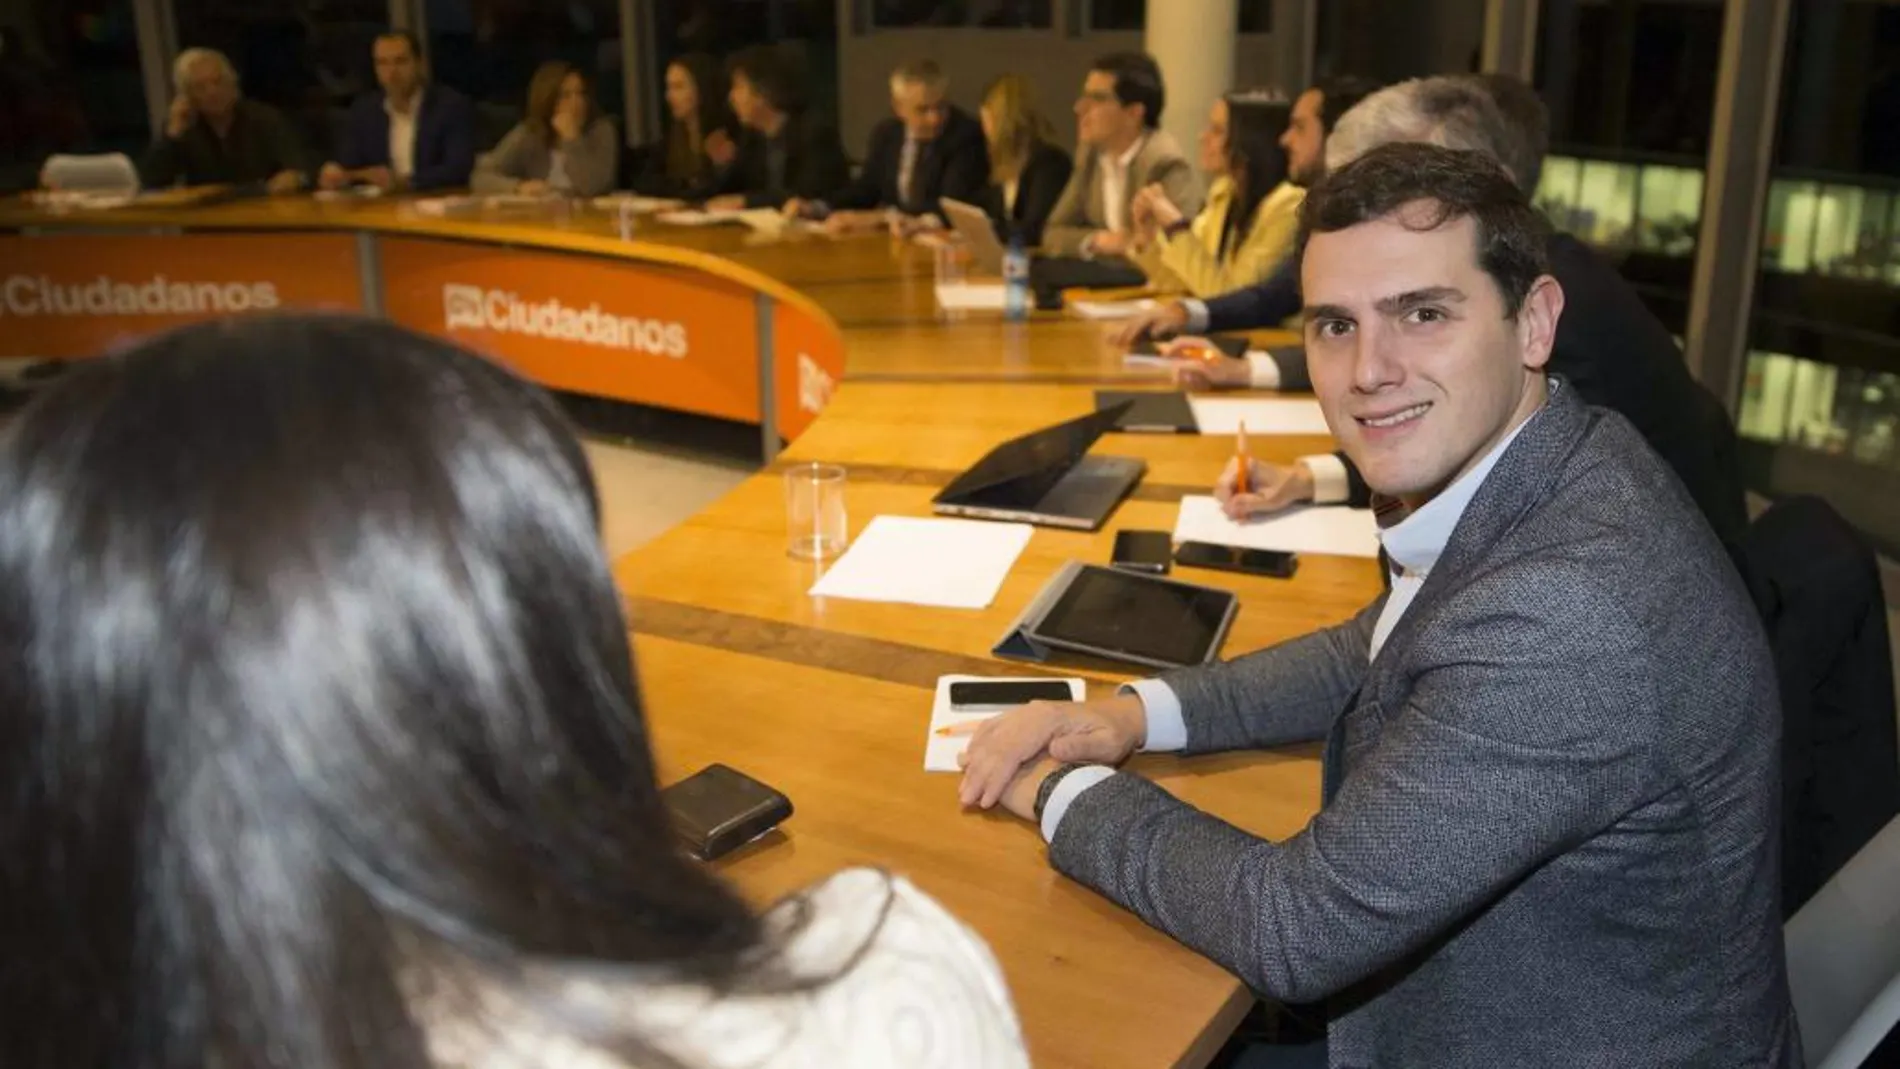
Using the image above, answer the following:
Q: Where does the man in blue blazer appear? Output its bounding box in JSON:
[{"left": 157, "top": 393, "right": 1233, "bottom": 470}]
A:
[
  {"left": 958, "top": 144, "right": 1798, "bottom": 1066},
  {"left": 318, "top": 31, "right": 474, "bottom": 193}
]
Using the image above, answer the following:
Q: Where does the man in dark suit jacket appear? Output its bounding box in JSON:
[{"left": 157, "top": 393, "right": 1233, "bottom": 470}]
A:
[
  {"left": 787, "top": 60, "right": 989, "bottom": 234},
  {"left": 706, "top": 46, "right": 850, "bottom": 211},
  {"left": 317, "top": 31, "right": 473, "bottom": 193},
  {"left": 957, "top": 143, "right": 1798, "bottom": 1067},
  {"left": 1176, "top": 76, "right": 1751, "bottom": 571}
]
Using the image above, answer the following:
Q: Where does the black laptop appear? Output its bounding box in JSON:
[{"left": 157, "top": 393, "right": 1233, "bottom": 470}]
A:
[{"left": 931, "top": 402, "right": 1146, "bottom": 530}]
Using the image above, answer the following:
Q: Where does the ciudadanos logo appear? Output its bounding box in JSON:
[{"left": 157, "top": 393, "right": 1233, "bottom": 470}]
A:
[
  {"left": 443, "top": 284, "right": 688, "bottom": 359},
  {"left": 0, "top": 274, "right": 279, "bottom": 317}
]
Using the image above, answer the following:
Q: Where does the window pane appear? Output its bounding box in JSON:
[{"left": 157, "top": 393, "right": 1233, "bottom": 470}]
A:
[
  {"left": 1088, "top": 0, "right": 1143, "bottom": 31},
  {"left": 873, "top": 1, "right": 1052, "bottom": 28},
  {"left": 1533, "top": 0, "right": 1724, "bottom": 336},
  {"left": 1742, "top": 1, "right": 1900, "bottom": 553},
  {"left": 1, "top": 0, "right": 145, "bottom": 192},
  {"left": 1237, "top": 0, "right": 1272, "bottom": 35},
  {"left": 423, "top": 0, "right": 624, "bottom": 149}
]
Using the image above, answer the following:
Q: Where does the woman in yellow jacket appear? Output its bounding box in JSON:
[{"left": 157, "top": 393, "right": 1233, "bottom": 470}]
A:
[{"left": 1130, "top": 90, "right": 1302, "bottom": 298}]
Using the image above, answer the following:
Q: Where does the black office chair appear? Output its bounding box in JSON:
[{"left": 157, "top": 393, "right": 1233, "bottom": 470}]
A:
[{"left": 1744, "top": 494, "right": 1900, "bottom": 917}]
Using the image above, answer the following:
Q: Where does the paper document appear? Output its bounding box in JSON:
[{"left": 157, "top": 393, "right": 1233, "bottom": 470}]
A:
[
  {"left": 1174, "top": 495, "right": 1382, "bottom": 559},
  {"left": 935, "top": 282, "right": 1008, "bottom": 311},
  {"left": 1186, "top": 397, "right": 1332, "bottom": 436},
  {"left": 925, "top": 675, "right": 1086, "bottom": 772},
  {"left": 1069, "top": 298, "right": 1156, "bottom": 320},
  {"left": 591, "top": 194, "right": 685, "bottom": 213},
  {"left": 808, "top": 516, "right": 1034, "bottom": 609},
  {"left": 406, "top": 195, "right": 482, "bottom": 217},
  {"left": 655, "top": 208, "right": 748, "bottom": 226}
]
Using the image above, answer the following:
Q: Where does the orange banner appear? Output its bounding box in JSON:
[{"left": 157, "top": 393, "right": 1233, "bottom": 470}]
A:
[
  {"left": 773, "top": 301, "right": 846, "bottom": 442},
  {"left": 379, "top": 237, "right": 762, "bottom": 424},
  {"left": 0, "top": 233, "right": 364, "bottom": 358}
]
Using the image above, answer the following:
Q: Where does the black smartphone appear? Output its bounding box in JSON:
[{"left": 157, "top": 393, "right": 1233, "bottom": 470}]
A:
[
  {"left": 1175, "top": 540, "right": 1299, "bottom": 579},
  {"left": 661, "top": 763, "right": 794, "bottom": 861},
  {"left": 1111, "top": 529, "right": 1174, "bottom": 574},
  {"left": 947, "top": 679, "right": 1074, "bottom": 710}
]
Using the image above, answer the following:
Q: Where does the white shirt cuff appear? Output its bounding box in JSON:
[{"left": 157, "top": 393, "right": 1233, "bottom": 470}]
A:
[
  {"left": 1301, "top": 453, "right": 1351, "bottom": 504},
  {"left": 1040, "top": 766, "right": 1117, "bottom": 842},
  {"left": 1181, "top": 299, "right": 1211, "bottom": 334},
  {"left": 1122, "top": 678, "right": 1188, "bottom": 752},
  {"left": 1245, "top": 350, "right": 1282, "bottom": 390}
]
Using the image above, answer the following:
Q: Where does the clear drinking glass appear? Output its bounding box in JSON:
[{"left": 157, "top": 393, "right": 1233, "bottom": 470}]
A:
[{"left": 784, "top": 462, "right": 847, "bottom": 560}]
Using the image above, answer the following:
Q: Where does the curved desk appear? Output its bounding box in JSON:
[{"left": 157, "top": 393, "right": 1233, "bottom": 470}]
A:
[{"left": 1, "top": 195, "right": 1381, "bottom": 1069}]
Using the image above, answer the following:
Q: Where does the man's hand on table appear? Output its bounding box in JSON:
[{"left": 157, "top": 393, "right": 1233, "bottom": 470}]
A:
[
  {"left": 1215, "top": 456, "right": 1318, "bottom": 519},
  {"left": 955, "top": 694, "right": 1146, "bottom": 811}
]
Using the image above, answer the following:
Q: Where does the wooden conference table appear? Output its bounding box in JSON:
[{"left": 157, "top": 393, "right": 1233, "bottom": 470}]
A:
[{"left": 1, "top": 193, "right": 1382, "bottom": 1068}]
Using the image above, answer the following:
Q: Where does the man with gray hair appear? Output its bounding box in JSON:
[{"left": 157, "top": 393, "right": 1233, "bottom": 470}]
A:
[
  {"left": 142, "top": 47, "right": 308, "bottom": 194},
  {"left": 1168, "top": 75, "right": 1750, "bottom": 571},
  {"left": 784, "top": 59, "right": 989, "bottom": 234}
]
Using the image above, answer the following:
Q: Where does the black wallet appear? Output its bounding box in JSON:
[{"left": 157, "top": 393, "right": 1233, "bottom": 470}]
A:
[{"left": 662, "top": 763, "right": 794, "bottom": 861}]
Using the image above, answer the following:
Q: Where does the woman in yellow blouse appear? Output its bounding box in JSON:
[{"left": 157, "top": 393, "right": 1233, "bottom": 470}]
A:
[{"left": 1130, "top": 90, "right": 1302, "bottom": 298}]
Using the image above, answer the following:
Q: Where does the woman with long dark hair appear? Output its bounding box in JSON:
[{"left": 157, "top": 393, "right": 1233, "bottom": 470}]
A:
[
  {"left": 632, "top": 53, "right": 738, "bottom": 198},
  {"left": 0, "top": 315, "right": 1028, "bottom": 1068},
  {"left": 1131, "top": 89, "right": 1302, "bottom": 297},
  {"left": 472, "top": 60, "right": 619, "bottom": 196}
]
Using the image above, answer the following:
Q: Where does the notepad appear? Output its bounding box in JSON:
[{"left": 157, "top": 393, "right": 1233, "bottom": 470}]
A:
[
  {"left": 1186, "top": 397, "right": 1332, "bottom": 436},
  {"left": 934, "top": 282, "right": 1008, "bottom": 311},
  {"left": 1173, "top": 495, "right": 1382, "bottom": 559},
  {"left": 924, "top": 675, "right": 1086, "bottom": 772},
  {"left": 807, "top": 515, "right": 1034, "bottom": 609}
]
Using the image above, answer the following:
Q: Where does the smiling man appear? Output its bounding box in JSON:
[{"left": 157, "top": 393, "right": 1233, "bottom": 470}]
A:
[{"left": 957, "top": 143, "right": 1798, "bottom": 1066}]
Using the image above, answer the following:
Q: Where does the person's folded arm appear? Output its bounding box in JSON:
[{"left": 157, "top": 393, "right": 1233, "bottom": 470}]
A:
[
  {"left": 1160, "top": 198, "right": 1298, "bottom": 299},
  {"left": 1049, "top": 567, "right": 1662, "bottom": 1003},
  {"left": 1203, "top": 258, "right": 1301, "bottom": 333},
  {"left": 1151, "top": 157, "right": 1204, "bottom": 224},
  {"left": 469, "top": 126, "right": 533, "bottom": 193}
]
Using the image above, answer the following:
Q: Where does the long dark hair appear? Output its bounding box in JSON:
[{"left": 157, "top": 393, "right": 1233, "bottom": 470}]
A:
[
  {"left": 667, "top": 52, "right": 734, "bottom": 181},
  {"left": 0, "top": 316, "right": 776, "bottom": 1067},
  {"left": 1219, "top": 90, "right": 1293, "bottom": 261}
]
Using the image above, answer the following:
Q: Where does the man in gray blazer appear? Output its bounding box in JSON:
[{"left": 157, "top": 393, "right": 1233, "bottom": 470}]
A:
[
  {"left": 1040, "top": 52, "right": 1201, "bottom": 258},
  {"left": 958, "top": 143, "right": 1799, "bottom": 1066}
]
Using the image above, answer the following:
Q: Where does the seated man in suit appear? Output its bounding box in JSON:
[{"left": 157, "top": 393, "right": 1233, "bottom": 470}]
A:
[
  {"left": 785, "top": 59, "right": 989, "bottom": 236},
  {"left": 956, "top": 142, "right": 1799, "bottom": 1068},
  {"left": 705, "top": 46, "right": 850, "bottom": 212},
  {"left": 141, "top": 48, "right": 308, "bottom": 194},
  {"left": 1040, "top": 52, "right": 1201, "bottom": 259},
  {"left": 317, "top": 30, "right": 474, "bottom": 193},
  {"left": 1162, "top": 75, "right": 1751, "bottom": 571}
]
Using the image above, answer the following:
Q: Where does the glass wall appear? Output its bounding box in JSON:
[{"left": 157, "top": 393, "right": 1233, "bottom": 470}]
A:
[
  {"left": 0, "top": 0, "right": 146, "bottom": 193},
  {"left": 1531, "top": 0, "right": 1725, "bottom": 334},
  {"left": 1085, "top": 1, "right": 1274, "bottom": 35},
  {"left": 872, "top": 0, "right": 1051, "bottom": 27},
  {"left": 419, "top": 0, "right": 623, "bottom": 153},
  {"left": 1738, "top": 0, "right": 1900, "bottom": 554}
]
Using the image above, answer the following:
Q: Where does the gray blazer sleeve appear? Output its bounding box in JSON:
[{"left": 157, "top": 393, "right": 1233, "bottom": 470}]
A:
[
  {"left": 470, "top": 123, "right": 535, "bottom": 193},
  {"left": 1050, "top": 567, "right": 1665, "bottom": 1004},
  {"left": 561, "top": 118, "right": 620, "bottom": 197},
  {"left": 1159, "top": 602, "right": 1379, "bottom": 753},
  {"left": 1039, "top": 150, "right": 1096, "bottom": 256},
  {"left": 1149, "top": 155, "right": 1203, "bottom": 224}
]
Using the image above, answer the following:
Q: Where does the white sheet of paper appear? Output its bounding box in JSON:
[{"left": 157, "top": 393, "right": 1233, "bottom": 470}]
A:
[
  {"left": 1069, "top": 298, "right": 1155, "bottom": 320},
  {"left": 1123, "top": 351, "right": 1173, "bottom": 369},
  {"left": 1186, "top": 396, "right": 1332, "bottom": 436},
  {"left": 655, "top": 208, "right": 747, "bottom": 226},
  {"left": 1173, "top": 495, "right": 1382, "bottom": 559},
  {"left": 591, "top": 194, "right": 684, "bottom": 213},
  {"left": 925, "top": 675, "right": 1086, "bottom": 772},
  {"left": 934, "top": 282, "right": 1008, "bottom": 311},
  {"left": 808, "top": 516, "right": 1033, "bottom": 609}
]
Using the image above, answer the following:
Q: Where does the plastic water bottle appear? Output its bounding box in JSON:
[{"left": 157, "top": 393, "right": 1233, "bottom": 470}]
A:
[{"left": 1003, "top": 229, "right": 1030, "bottom": 322}]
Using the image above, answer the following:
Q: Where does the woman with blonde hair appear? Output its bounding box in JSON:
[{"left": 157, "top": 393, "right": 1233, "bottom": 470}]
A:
[
  {"left": 976, "top": 74, "right": 1072, "bottom": 246},
  {"left": 473, "top": 61, "right": 619, "bottom": 197}
]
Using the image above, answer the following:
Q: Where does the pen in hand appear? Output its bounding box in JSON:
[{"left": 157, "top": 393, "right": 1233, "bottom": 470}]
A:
[{"left": 1234, "top": 421, "right": 1251, "bottom": 495}]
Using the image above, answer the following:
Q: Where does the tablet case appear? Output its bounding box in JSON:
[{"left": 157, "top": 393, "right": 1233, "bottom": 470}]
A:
[
  {"left": 993, "top": 561, "right": 1237, "bottom": 670},
  {"left": 1096, "top": 390, "right": 1197, "bottom": 433}
]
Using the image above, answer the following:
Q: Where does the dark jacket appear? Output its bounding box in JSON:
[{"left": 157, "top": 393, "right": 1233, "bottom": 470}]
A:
[
  {"left": 140, "top": 98, "right": 308, "bottom": 188},
  {"left": 1056, "top": 382, "right": 1798, "bottom": 1067},
  {"left": 630, "top": 121, "right": 737, "bottom": 200},
  {"left": 825, "top": 106, "right": 989, "bottom": 217},
  {"left": 977, "top": 139, "right": 1073, "bottom": 247},
  {"left": 335, "top": 85, "right": 476, "bottom": 191},
  {"left": 1230, "top": 232, "right": 1751, "bottom": 570},
  {"left": 718, "top": 112, "right": 850, "bottom": 209}
]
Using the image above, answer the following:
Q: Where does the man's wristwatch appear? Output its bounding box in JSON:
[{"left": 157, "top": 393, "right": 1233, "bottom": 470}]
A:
[{"left": 1033, "top": 763, "right": 1086, "bottom": 823}]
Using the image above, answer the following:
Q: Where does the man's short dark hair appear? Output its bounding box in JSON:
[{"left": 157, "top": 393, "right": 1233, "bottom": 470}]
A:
[
  {"left": 728, "top": 45, "right": 804, "bottom": 114},
  {"left": 1091, "top": 51, "right": 1165, "bottom": 129},
  {"left": 1463, "top": 73, "right": 1549, "bottom": 194},
  {"left": 375, "top": 30, "right": 423, "bottom": 60},
  {"left": 1314, "top": 75, "right": 1382, "bottom": 136},
  {"left": 1297, "top": 142, "right": 1552, "bottom": 317}
]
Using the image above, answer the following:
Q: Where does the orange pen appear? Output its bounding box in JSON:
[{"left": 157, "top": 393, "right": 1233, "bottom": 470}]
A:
[{"left": 1234, "top": 421, "right": 1251, "bottom": 495}]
